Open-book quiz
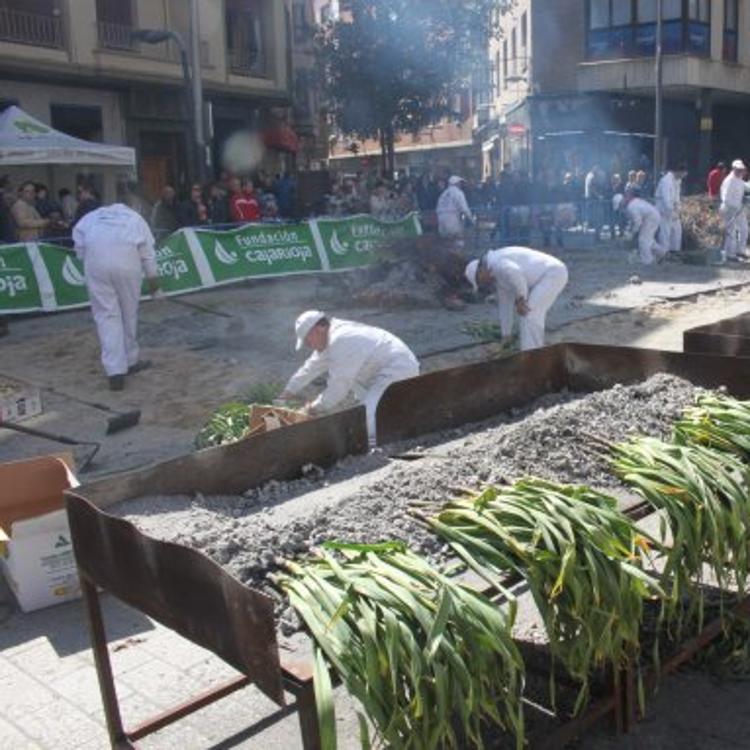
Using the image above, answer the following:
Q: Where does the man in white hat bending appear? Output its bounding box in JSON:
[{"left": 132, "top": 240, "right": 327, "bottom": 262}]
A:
[
  {"left": 720, "top": 159, "right": 750, "bottom": 260},
  {"left": 465, "top": 247, "right": 568, "bottom": 351},
  {"left": 280, "top": 311, "right": 419, "bottom": 445},
  {"left": 436, "top": 176, "right": 473, "bottom": 239},
  {"left": 615, "top": 191, "right": 667, "bottom": 265}
]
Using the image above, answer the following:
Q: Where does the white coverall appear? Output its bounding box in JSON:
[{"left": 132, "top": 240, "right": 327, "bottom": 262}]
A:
[
  {"left": 655, "top": 172, "right": 682, "bottom": 252},
  {"left": 625, "top": 198, "right": 666, "bottom": 265},
  {"left": 484, "top": 247, "right": 569, "bottom": 351},
  {"left": 73, "top": 204, "right": 158, "bottom": 377},
  {"left": 720, "top": 173, "right": 749, "bottom": 259},
  {"left": 436, "top": 185, "right": 471, "bottom": 238},
  {"left": 283, "top": 318, "right": 419, "bottom": 444}
]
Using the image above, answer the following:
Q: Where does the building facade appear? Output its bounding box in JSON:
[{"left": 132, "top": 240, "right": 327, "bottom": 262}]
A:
[
  {"left": 491, "top": 0, "right": 750, "bottom": 181},
  {"left": 0, "top": 0, "right": 297, "bottom": 200}
]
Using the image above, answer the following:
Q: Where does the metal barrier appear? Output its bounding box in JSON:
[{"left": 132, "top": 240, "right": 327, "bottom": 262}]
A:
[{"left": 67, "top": 344, "right": 750, "bottom": 748}]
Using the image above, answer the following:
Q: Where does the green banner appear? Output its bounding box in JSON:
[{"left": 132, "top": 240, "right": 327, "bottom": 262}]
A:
[
  {"left": 154, "top": 231, "right": 204, "bottom": 293},
  {"left": 38, "top": 245, "right": 88, "bottom": 308},
  {"left": 194, "top": 222, "right": 323, "bottom": 283},
  {"left": 316, "top": 213, "right": 422, "bottom": 271},
  {"left": 0, "top": 244, "right": 43, "bottom": 312},
  {"left": 0, "top": 213, "right": 421, "bottom": 314}
]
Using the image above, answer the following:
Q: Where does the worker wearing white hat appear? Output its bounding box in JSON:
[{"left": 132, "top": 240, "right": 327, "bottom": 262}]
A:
[
  {"left": 465, "top": 246, "right": 568, "bottom": 351},
  {"left": 719, "top": 159, "right": 750, "bottom": 260},
  {"left": 655, "top": 164, "right": 687, "bottom": 253},
  {"left": 436, "top": 175, "right": 474, "bottom": 239},
  {"left": 280, "top": 311, "right": 419, "bottom": 445},
  {"left": 617, "top": 192, "right": 667, "bottom": 265},
  {"left": 73, "top": 203, "right": 160, "bottom": 391}
]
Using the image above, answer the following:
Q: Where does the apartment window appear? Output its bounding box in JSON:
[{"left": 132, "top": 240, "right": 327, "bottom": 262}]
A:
[
  {"left": 511, "top": 28, "right": 517, "bottom": 76},
  {"left": 226, "top": 0, "right": 268, "bottom": 77},
  {"left": 292, "top": 2, "right": 309, "bottom": 44},
  {"left": 51, "top": 104, "right": 103, "bottom": 142},
  {"left": 495, "top": 50, "right": 501, "bottom": 93},
  {"left": 724, "top": 0, "right": 738, "bottom": 62},
  {"left": 0, "top": 0, "right": 64, "bottom": 49},
  {"left": 502, "top": 39, "right": 508, "bottom": 89},
  {"left": 520, "top": 11, "right": 528, "bottom": 71},
  {"left": 587, "top": 0, "right": 710, "bottom": 59},
  {"left": 96, "top": 0, "right": 134, "bottom": 50}
]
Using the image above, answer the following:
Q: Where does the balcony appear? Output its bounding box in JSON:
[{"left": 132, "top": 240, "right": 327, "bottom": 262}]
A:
[
  {"left": 0, "top": 7, "right": 64, "bottom": 49},
  {"left": 95, "top": 22, "right": 211, "bottom": 66},
  {"left": 96, "top": 20, "right": 134, "bottom": 50}
]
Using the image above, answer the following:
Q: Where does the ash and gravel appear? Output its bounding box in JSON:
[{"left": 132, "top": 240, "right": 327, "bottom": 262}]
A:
[{"left": 109, "top": 373, "right": 708, "bottom": 633}]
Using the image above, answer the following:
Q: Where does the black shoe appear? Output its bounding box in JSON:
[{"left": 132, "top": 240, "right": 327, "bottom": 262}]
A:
[
  {"left": 109, "top": 375, "right": 125, "bottom": 391},
  {"left": 127, "top": 360, "right": 152, "bottom": 375}
]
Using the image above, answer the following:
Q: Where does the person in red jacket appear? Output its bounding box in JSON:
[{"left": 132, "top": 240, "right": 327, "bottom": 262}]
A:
[
  {"left": 229, "top": 177, "right": 261, "bottom": 222},
  {"left": 707, "top": 161, "right": 727, "bottom": 199}
]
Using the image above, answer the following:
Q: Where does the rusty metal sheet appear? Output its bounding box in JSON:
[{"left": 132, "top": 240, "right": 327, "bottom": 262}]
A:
[
  {"left": 376, "top": 345, "right": 567, "bottom": 444},
  {"left": 684, "top": 312, "right": 750, "bottom": 358},
  {"left": 564, "top": 343, "right": 750, "bottom": 398},
  {"left": 65, "top": 492, "right": 286, "bottom": 707},
  {"left": 78, "top": 405, "right": 368, "bottom": 509}
]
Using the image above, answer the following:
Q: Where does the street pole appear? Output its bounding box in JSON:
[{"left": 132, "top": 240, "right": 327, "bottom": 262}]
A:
[
  {"left": 654, "top": 0, "right": 663, "bottom": 176},
  {"left": 189, "top": 0, "right": 206, "bottom": 182}
]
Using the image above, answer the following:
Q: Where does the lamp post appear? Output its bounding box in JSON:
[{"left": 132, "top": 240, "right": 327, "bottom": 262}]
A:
[
  {"left": 654, "top": 0, "right": 664, "bottom": 175},
  {"left": 130, "top": 26, "right": 205, "bottom": 182}
]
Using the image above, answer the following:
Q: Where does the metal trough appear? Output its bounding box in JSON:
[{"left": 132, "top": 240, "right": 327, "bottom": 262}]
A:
[
  {"left": 66, "top": 343, "right": 750, "bottom": 748},
  {"left": 684, "top": 311, "right": 750, "bottom": 357}
]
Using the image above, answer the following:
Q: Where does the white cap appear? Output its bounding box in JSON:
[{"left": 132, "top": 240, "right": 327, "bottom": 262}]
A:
[
  {"left": 465, "top": 259, "right": 479, "bottom": 292},
  {"left": 732, "top": 159, "right": 747, "bottom": 170},
  {"left": 294, "top": 309, "right": 326, "bottom": 350},
  {"left": 448, "top": 175, "right": 464, "bottom": 186}
]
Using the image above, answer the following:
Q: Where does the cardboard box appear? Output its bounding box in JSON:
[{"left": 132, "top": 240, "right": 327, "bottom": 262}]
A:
[
  {"left": 246, "top": 405, "right": 310, "bottom": 438},
  {"left": 0, "top": 376, "right": 42, "bottom": 423},
  {"left": 0, "top": 454, "right": 81, "bottom": 613}
]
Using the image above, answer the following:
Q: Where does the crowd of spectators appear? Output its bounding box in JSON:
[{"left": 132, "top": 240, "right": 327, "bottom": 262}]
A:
[
  {"left": 1, "top": 155, "right": 738, "bottom": 250},
  {"left": 0, "top": 170, "right": 298, "bottom": 245},
  {"left": 0, "top": 176, "right": 104, "bottom": 245}
]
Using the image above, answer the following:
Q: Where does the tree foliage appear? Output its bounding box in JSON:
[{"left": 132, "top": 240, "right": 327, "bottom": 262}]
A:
[{"left": 317, "top": 0, "right": 514, "bottom": 174}]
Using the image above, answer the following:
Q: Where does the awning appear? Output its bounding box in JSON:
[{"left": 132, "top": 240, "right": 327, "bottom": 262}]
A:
[
  {"left": 263, "top": 124, "right": 300, "bottom": 153},
  {"left": 0, "top": 105, "right": 136, "bottom": 167}
]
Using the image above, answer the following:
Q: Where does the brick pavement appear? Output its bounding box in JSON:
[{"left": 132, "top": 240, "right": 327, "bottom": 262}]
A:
[{"left": 0, "top": 577, "right": 359, "bottom": 749}]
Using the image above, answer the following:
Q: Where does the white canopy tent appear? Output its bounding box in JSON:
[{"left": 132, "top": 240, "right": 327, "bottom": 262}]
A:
[{"left": 0, "top": 105, "right": 135, "bottom": 167}]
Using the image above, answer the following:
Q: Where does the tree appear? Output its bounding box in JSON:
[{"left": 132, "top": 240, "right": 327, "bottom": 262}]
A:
[{"left": 317, "top": 0, "right": 514, "bottom": 176}]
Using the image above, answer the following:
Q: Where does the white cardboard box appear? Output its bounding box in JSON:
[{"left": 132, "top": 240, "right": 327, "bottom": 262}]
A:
[
  {"left": 0, "top": 376, "right": 42, "bottom": 423},
  {"left": 0, "top": 454, "right": 82, "bottom": 613}
]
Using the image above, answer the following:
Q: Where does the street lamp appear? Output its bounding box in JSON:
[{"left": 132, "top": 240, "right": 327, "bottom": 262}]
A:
[
  {"left": 654, "top": 0, "right": 664, "bottom": 175},
  {"left": 130, "top": 25, "right": 206, "bottom": 182}
]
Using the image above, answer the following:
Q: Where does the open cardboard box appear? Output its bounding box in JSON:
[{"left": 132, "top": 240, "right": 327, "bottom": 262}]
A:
[{"left": 0, "top": 453, "right": 82, "bottom": 613}]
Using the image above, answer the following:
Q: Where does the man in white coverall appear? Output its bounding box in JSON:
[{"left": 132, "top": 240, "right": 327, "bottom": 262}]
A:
[
  {"left": 73, "top": 203, "right": 160, "bottom": 391},
  {"left": 655, "top": 164, "right": 686, "bottom": 253},
  {"left": 720, "top": 159, "right": 750, "bottom": 260},
  {"left": 464, "top": 246, "right": 568, "bottom": 351},
  {"left": 280, "top": 311, "right": 419, "bottom": 445},
  {"left": 436, "top": 176, "right": 473, "bottom": 239},
  {"left": 617, "top": 193, "right": 666, "bottom": 265}
]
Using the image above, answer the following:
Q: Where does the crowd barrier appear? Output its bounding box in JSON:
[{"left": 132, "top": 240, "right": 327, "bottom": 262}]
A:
[{"left": 0, "top": 213, "right": 421, "bottom": 315}]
